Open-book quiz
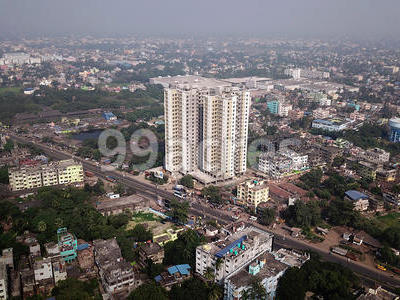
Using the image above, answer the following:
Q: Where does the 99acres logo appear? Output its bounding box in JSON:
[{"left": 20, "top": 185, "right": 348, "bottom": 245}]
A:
[{"left": 97, "top": 128, "right": 158, "bottom": 171}]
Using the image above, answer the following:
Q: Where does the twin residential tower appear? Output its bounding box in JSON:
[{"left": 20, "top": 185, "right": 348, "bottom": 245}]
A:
[{"left": 151, "top": 75, "right": 251, "bottom": 183}]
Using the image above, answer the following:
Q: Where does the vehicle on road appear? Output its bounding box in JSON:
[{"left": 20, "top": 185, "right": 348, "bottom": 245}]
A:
[
  {"left": 174, "top": 190, "right": 187, "bottom": 199},
  {"left": 377, "top": 265, "right": 387, "bottom": 271},
  {"left": 106, "top": 175, "right": 117, "bottom": 183},
  {"left": 85, "top": 171, "right": 94, "bottom": 177}
]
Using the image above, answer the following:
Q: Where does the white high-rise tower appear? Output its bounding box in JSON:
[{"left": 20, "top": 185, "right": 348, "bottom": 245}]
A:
[{"left": 158, "top": 75, "right": 250, "bottom": 182}]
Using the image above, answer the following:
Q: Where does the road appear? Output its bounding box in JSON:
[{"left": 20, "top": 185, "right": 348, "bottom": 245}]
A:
[
  {"left": 8, "top": 133, "right": 400, "bottom": 289},
  {"left": 9, "top": 134, "right": 233, "bottom": 223}
]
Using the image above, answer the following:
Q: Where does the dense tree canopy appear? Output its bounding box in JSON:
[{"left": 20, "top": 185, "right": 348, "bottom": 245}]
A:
[
  {"left": 276, "top": 255, "right": 359, "bottom": 300},
  {"left": 257, "top": 207, "right": 276, "bottom": 226},
  {"left": 168, "top": 199, "right": 189, "bottom": 224},
  {"left": 283, "top": 200, "right": 322, "bottom": 228},
  {"left": 163, "top": 229, "right": 205, "bottom": 268},
  {"left": 179, "top": 175, "right": 194, "bottom": 189},
  {"left": 52, "top": 278, "right": 101, "bottom": 300},
  {"left": 202, "top": 185, "right": 222, "bottom": 205},
  {"left": 128, "top": 282, "right": 168, "bottom": 300}
]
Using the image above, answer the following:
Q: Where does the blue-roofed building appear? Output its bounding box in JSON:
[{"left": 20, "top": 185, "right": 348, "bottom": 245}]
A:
[
  {"left": 167, "top": 264, "right": 191, "bottom": 276},
  {"left": 345, "top": 190, "right": 369, "bottom": 211},
  {"left": 102, "top": 112, "right": 117, "bottom": 121},
  {"left": 77, "top": 243, "right": 89, "bottom": 251},
  {"left": 154, "top": 264, "right": 191, "bottom": 288}
]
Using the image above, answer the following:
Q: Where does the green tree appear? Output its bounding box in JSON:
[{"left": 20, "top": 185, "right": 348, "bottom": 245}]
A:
[
  {"left": 129, "top": 224, "right": 152, "bottom": 242},
  {"left": 299, "top": 168, "right": 323, "bottom": 189},
  {"left": 0, "top": 166, "right": 9, "bottom": 184},
  {"left": 257, "top": 207, "right": 276, "bottom": 226},
  {"left": 202, "top": 186, "right": 222, "bottom": 205},
  {"left": 204, "top": 266, "right": 215, "bottom": 281},
  {"left": 52, "top": 278, "right": 101, "bottom": 300},
  {"left": 113, "top": 183, "right": 125, "bottom": 195},
  {"left": 168, "top": 199, "right": 189, "bottom": 224},
  {"left": 128, "top": 282, "right": 168, "bottom": 300},
  {"left": 169, "top": 278, "right": 213, "bottom": 300},
  {"left": 277, "top": 256, "right": 359, "bottom": 300},
  {"left": 241, "top": 278, "right": 267, "bottom": 300},
  {"left": 163, "top": 229, "right": 205, "bottom": 267},
  {"left": 276, "top": 267, "right": 307, "bottom": 300},
  {"left": 283, "top": 200, "right": 321, "bottom": 228},
  {"left": 108, "top": 213, "right": 130, "bottom": 229},
  {"left": 3, "top": 139, "right": 14, "bottom": 152},
  {"left": 180, "top": 175, "right": 194, "bottom": 188}
]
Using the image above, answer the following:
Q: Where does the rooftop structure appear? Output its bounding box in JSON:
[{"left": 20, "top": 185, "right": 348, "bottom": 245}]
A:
[
  {"left": 93, "top": 238, "right": 135, "bottom": 296},
  {"left": 57, "top": 227, "right": 78, "bottom": 263},
  {"left": 345, "top": 190, "right": 369, "bottom": 211},
  {"left": 258, "top": 150, "right": 308, "bottom": 179},
  {"left": 312, "top": 118, "right": 351, "bottom": 132},
  {"left": 138, "top": 242, "right": 164, "bottom": 267},
  {"left": 345, "top": 190, "right": 368, "bottom": 201},
  {"left": 361, "top": 148, "right": 390, "bottom": 164},
  {"left": 102, "top": 112, "right": 117, "bottom": 121},
  {"left": 154, "top": 264, "right": 192, "bottom": 288},
  {"left": 150, "top": 75, "right": 231, "bottom": 89},
  {"left": 272, "top": 248, "right": 310, "bottom": 267},
  {"left": 96, "top": 194, "right": 147, "bottom": 216},
  {"left": 196, "top": 226, "right": 273, "bottom": 282},
  {"left": 224, "top": 252, "right": 287, "bottom": 300},
  {"left": 357, "top": 286, "right": 399, "bottom": 300}
]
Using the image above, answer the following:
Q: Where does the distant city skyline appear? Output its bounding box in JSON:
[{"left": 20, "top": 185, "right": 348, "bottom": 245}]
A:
[{"left": 1, "top": 0, "right": 400, "bottom": 39}]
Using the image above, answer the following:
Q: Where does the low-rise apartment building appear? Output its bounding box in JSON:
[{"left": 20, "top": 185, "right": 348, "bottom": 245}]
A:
[
  {"left": 224, "top": 252, "right": 287, "bottom": 300},
  {"left": 236, "top": 179, "right": 269, "bottom": 209},
  {"left": 138, "top": 243, "right": 164, "bottom": 267},
  {"left": 195, "top": 226, "right": 273, "bottom": 283},
  {"left": 345, "top": 190, "right": 369, "bottom": 211},
  {"left": 93, "top": 238, "right": 135, "bottom": 297},
  {"left": 258, "top": 150, "right": 308, "bottom": 179},
  {"left": 311, "top": 118, "right": 351, "bottom": 132},
  {"left": 361, "top": 148, "right": 390, "bottom": 164},
  {"left": 312, "top": 108, "right": 330, "bottom": 119},
  {"left": 259, "top": 153, "right": 292, "bottom": 179},
  {"left": 8, "top": 159, "right": 83, "bottom": 191}
]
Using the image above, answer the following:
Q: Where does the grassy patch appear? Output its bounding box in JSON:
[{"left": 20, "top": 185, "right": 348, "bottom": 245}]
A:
[
  {"left": 339, "top": 244, "right": 363, "bottom": 255},
  {"left": 132, "top": 211, "right": 161, "bottom": 222},
  {"left": 0, "top": 87, "right": 21, "bottom": 95},
  {"left": 303, "top": 227, "right": 324, "bottom": 243},
  {"left": 376, "top": 212, "right": 400, "bottom": 229}
]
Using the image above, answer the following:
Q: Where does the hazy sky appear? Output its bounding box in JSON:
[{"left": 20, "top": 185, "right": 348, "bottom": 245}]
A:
[{"left": 1, "top": 0, "right": 399, "bottom": 38}]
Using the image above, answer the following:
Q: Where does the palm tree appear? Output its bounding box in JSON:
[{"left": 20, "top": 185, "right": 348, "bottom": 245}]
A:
[
  {"left": 204, "top": 267, "right": 215, "bottom": 281},
  {"left": 54, "top": 217, "right": 63, "bottom": 229},
  {"left": 208, "top": 283, "right": 223, "bottom": 300},
  {"left": 215, "top": 258, "right": 223, "bottom": 271},
  {"left": 241, "top": 278, "right": 267, "bottom": 300},
  {"left": 37, "top": 220, "right": 47, "bottom": 232}
]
